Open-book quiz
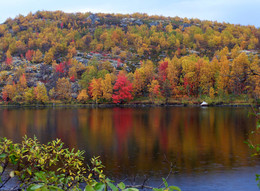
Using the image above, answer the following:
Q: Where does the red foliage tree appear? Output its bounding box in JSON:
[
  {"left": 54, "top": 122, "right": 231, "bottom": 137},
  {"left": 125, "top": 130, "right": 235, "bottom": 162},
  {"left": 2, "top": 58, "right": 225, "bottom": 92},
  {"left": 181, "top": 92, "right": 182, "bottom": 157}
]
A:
[
  {"left": 70, "top": 75, "right": 75, "bottom": 82},
  {"left": 55, "top": 62, "right": 66, "bottom": 75},
  {"left": 158, "top": 61, "right": 168, "bottom": 82},
  {"left": 112, "top": 73, "right": 133, "bottom": 103},
  {"left": 117, "top": 58, "right": 121, "bottom": 68},
  {"left": 25, "top": 49, "right": 34, "bottom": 61},
  {"left": 2, "top": 91, "right": 8, "bottom": 102},
  {"left": 176, "top": 48, "right": 181, "bottom": 56},
  {"left": 183, "top": 77, "right": 194, "bottom": 96},
  {"left": 5, "top": 57, "right": 12, "bottom": 65}
]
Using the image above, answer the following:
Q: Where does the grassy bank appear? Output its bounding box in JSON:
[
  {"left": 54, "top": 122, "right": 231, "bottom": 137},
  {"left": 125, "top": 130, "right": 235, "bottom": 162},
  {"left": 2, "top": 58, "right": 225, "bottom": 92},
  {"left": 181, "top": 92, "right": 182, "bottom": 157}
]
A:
[{"left": 0, "top": 95, "right": 258, "bottom": 108}]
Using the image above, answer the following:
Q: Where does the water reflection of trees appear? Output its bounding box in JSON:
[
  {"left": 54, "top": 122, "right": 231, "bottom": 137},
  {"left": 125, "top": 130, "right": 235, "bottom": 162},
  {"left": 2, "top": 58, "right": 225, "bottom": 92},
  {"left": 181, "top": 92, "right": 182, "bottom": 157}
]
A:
[{"left": 0, "top": 107, "right": 257, "bottom": 176}]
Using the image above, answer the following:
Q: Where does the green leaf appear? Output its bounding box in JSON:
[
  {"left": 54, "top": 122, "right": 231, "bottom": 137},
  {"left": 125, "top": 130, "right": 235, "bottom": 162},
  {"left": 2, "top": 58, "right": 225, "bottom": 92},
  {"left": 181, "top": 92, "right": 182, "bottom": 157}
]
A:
[
  {"left": 118, "top": 182, "right": 125, "bottom": 190},
  {"left": 0, "top": 153, "right": 6, "bottom": 159},
  {"left": 107, "top": 182, "right": 118, "bottom": 191},
  {"left": 162, "top": 178, "right": 168, "bottom": 188},
  {"left": 0, "top": 166, "right": 3, "bottom": 173},
  {"left": 256, "top": 121, "right": 260, "bottom": 130},
  {"left": 48, "top": 185, "right": 63, "bottom": 191},
  {"left": 35, "top": 172, "right": 44, "bottom": 179},
  {"left": 168, "top": 186, "right": 181, "bottom": 191},
  {"left": 256, "top": 174, "right": 260, "bottom": 189},
  {"left": 27, "top": 184, "right": 44, "bottom": 191},
  {"left": 9, "top": 155, "right": 17, "bottom": 165},
  {"left": 153, "top": 188, "right": 163, "bottom": 191},
  {"left": 94, "top": 182, "right": 106, "bottom": 191},
  {"left": 84, "top": 185, "right": 95, "bottom": 191},
  {"left": 125, "top": 188, "right": 139, "bottom": 191}
]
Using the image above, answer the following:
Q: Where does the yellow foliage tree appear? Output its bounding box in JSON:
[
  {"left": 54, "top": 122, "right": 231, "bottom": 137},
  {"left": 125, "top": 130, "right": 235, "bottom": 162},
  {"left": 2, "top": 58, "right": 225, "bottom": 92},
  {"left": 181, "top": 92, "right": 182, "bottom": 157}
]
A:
[
  {"left": 148, "top": 79, "right": 161, "bottom": 103},
  {"left": 101, "top": 74, "right": 113, "bottom": 100},
  {"left": 34, "top": 82, "right": 49, "bottom": 103},
  {"left": 89, "top": 78, "right": 102, "bottom": 103},
  {"left": 32, "top": 49, "right": 43, "bottom": 63},
  {"left": 77, "top": 89, "right": 88, "bottom": 103},
  {"left": 44, "top": 49, "right": 54, "bottom": 64},
  {"left": 229, "top": 52, "right": 249, "bottom": 94},
  {"left": 217, "top": 55, "right": 230, "bottom": 95},
  {"left": 166, "top": 57, "right": 179, "bottom": 95},
  {"left": 133, "top": 69, "right": 145, "bottom": 96},
  {"left": 2, "top": 84, "right": 16, "bottom": 101},
  {"left": 56, "top": 78, "right": 71, "bottom": 101},
  {"left": 209, "top": 87, "right": 215, "bottom": 99},
  {"left": 49, "top": 88, "right": 56, "bottom": 100},
  {"left": 24, "top": 88, "right": 35, "bottom": 103},
  {"left": 69, "top": 67, "right": 77, "bottom": 79}
]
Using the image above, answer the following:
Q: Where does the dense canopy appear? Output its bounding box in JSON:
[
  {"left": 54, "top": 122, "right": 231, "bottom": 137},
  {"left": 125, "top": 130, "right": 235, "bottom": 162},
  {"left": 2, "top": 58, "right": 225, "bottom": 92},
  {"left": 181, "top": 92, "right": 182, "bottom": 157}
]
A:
[{"left": 0, "top": 11, "right": 259, "bottom": 104}]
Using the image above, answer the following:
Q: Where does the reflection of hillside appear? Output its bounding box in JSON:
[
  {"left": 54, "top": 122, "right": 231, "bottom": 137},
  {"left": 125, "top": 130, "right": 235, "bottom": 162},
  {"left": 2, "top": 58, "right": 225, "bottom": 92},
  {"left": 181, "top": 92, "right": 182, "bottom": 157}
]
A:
[
  {"left": 0, "top": 109, "right": 48, "bottom": 141},
  {"left": 78, "top": 107, "right": 257, "bottom": 175},
  {"left": 0, "top": 107, "right": 257, "bottom": 176}
]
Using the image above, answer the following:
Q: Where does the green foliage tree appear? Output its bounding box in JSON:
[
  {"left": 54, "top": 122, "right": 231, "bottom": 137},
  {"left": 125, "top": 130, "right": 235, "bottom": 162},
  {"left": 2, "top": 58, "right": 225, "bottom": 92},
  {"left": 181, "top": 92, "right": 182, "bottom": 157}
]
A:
[{"left": 80, "top": 66, "right": 98, "bottom": 89}]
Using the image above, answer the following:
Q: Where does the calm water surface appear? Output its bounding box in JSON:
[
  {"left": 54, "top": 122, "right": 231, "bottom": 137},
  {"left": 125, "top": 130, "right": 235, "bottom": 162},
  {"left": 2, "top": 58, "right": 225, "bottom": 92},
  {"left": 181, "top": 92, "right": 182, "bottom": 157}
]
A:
[{"left": 0, "top": 107, "right": 259, "bottom": 191}]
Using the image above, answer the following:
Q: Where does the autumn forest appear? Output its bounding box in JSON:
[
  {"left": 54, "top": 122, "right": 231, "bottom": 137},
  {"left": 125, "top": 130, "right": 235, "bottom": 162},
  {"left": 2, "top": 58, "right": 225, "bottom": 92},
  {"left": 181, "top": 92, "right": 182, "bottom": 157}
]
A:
[{"left": 0, "top": 11, "right": 259, "bottom": 105}]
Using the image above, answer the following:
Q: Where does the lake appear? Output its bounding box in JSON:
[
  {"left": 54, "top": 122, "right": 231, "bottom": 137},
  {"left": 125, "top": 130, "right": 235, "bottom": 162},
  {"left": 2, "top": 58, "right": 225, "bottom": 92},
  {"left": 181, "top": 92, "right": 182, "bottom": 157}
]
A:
[{"left": 0, "top": 106, "right": 259, "bottom": 191}]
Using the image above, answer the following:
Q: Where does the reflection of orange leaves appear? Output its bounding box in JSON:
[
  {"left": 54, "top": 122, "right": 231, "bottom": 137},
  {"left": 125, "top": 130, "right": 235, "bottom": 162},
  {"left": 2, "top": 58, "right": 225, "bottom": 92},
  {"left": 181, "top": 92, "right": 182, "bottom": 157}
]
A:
[{"left": 0, "top": 107, "right": 257, "bottom": 174}]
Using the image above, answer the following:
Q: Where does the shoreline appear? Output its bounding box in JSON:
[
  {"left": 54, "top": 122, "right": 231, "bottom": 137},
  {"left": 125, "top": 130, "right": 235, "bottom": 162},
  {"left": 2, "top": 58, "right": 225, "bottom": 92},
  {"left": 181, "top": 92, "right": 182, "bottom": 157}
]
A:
[{"left": 0, "top": 102, "right": 258, "bottom": 109}]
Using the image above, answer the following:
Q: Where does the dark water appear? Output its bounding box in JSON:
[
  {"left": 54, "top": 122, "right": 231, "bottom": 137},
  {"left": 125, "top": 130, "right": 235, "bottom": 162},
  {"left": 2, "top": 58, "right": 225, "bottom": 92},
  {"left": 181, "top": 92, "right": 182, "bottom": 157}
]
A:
[{"left": 0, "top": 107, "right": 259, "bottom": 191}]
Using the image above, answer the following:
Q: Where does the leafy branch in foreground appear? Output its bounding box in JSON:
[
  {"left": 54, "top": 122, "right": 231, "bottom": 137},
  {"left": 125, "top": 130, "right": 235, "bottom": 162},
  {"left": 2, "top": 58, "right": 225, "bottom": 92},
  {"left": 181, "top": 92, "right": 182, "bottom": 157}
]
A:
[
  {"left": 0, "top": 136, "right": 181, "bottom": 191},
  {"left": 245, "top": 107, "right": 260, "bottom": 188}
]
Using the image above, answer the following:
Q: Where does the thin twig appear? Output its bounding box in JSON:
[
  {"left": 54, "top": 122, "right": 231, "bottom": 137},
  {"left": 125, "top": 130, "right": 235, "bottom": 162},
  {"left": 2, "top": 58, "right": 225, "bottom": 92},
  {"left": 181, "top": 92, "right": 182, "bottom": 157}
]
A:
[
  {"left": 119, "top": 177, "right": 128, "bottom": 183},
  {"left": 158, "top": 154, "right": 174, "bottom": 188},
  {"left": 125, "top": 184, "right": 154, "bottom": 189},
  {"left": 9, "top": 185, "right": 20, "bottom": 190},
  {"left": 141, "top": 175, "right": 149, "bottom": 189},
  {"left": 0, "top": 176, "right": 11, "bottom": 188},
  {"left": 132, "top": 174, "right": 136, "bottom": 186},
  {"left": 0, "top": 160, "right": 9, "bottom": 177},
  {"left": 250, "top": 105, "right": 259, "bottom": 119}
]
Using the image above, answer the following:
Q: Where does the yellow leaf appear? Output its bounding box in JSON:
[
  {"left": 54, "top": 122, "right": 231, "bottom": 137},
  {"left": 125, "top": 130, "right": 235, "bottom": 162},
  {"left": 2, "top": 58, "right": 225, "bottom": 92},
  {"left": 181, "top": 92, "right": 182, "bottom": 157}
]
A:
[{"left": 10, "top": 171, "right": 15, "bottom": 178}]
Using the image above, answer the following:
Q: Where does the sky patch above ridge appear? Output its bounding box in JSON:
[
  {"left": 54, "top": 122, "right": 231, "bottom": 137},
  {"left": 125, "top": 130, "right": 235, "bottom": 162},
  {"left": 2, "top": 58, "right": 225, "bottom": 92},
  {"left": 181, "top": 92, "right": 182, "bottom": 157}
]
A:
[{"left": 0, "top": 0, "right": 259, "bottom": 27}]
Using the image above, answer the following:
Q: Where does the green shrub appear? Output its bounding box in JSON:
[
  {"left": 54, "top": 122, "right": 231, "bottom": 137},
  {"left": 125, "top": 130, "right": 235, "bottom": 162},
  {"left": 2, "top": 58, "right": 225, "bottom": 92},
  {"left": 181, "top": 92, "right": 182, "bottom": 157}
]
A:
[{"left": 0, "top": 136, "right": 181, "bottom": 191}]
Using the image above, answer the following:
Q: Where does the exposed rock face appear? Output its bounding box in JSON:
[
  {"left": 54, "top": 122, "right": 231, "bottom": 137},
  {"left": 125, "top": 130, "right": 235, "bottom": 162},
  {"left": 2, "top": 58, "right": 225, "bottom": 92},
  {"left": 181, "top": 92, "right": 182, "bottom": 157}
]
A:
[
  {"left": 86, "top": 14, "right": 100, "bottom": 24},
  {"left": 0, "top": 49, "right": 144, "bottom": 99},
  {"left": 71, "top": 82, "right": 80, "bottom": 93}
]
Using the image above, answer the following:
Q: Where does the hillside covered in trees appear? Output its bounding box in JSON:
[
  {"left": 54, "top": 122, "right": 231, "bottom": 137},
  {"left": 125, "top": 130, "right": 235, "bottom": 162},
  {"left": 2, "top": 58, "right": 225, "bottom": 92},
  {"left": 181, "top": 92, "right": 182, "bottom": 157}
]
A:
[{"left": 0, "top": 11, "right": 259, "bottom": 105}]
